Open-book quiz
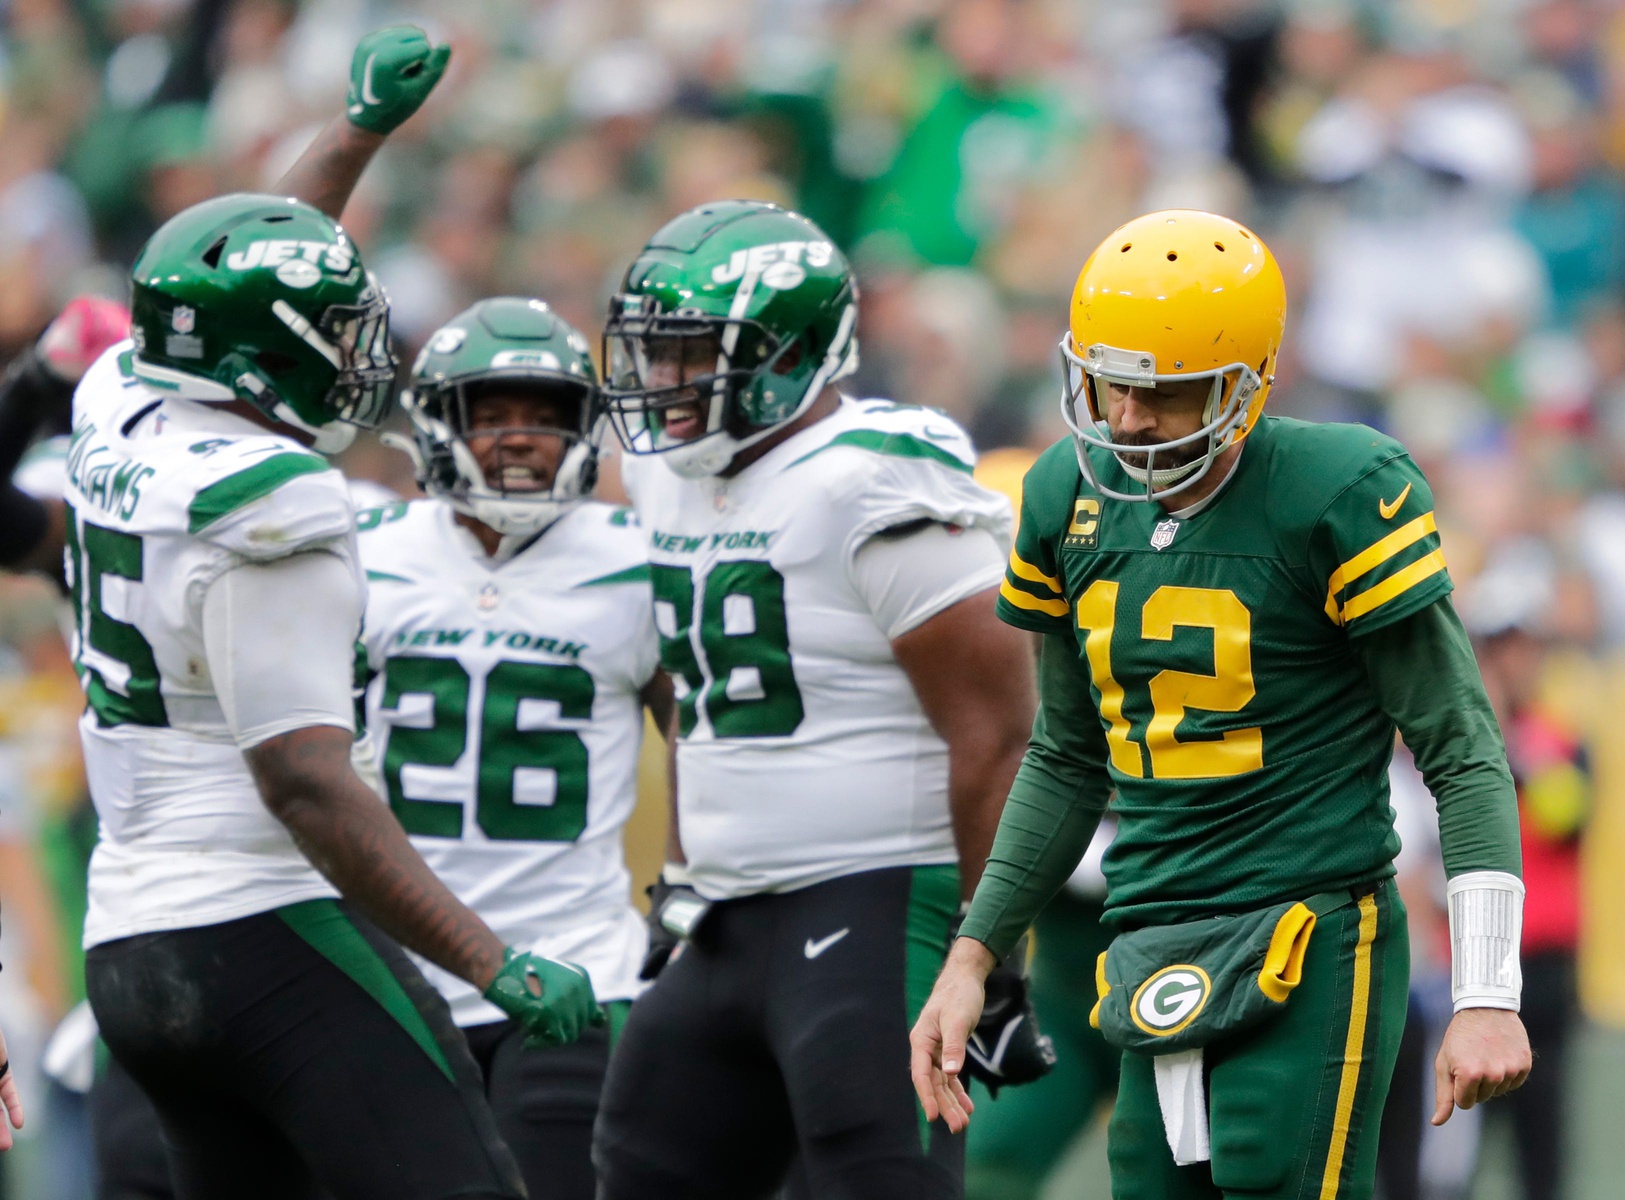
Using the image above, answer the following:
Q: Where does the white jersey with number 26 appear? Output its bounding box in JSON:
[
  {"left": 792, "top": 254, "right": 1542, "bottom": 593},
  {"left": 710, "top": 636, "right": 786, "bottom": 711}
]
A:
[
  {"left": 355, "top": 499, "right": 659, "bottom": 1025},
  {"left": 622, "top": 397, "right": 1012, "bottom": 901}
]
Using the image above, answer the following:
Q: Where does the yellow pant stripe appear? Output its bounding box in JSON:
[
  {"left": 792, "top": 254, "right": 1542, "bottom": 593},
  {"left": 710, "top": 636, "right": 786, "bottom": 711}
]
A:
[
  {"left": 1318, "top": 893, "right": 1379, "bottom": 1200},
  {"left": 1322, "top": 513, "right": 1438, "bottom": 621},
  {"left": 1007, "top": 549, "right": 1063, "bottom": 594},
  {"left": 1000, "top": 578, "right": 1069, "bottom": 617},
  {"left": 1336, "top": 549, "right": 1447, "bottom": 625}
]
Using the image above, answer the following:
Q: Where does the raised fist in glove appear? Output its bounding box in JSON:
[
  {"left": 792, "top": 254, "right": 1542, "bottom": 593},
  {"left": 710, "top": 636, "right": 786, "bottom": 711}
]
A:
[
  {"left": 483, "top": 948, "right": 604, "bottom": 1049},
  {"left": 346, "top": 25, "right": 451, "bottom": 135},
  {"left": 960, "top": 933, "right": 1056, "bottom": 1097}
]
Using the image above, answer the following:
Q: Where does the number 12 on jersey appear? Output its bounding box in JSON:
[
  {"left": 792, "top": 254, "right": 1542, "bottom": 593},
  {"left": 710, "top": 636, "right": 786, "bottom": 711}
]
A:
[
  {"left": 1075, "top": 580, "right": 1262, "bottom": 781},
  {"left": 651, "top": 560, "right": 804, "bottom": 739}
]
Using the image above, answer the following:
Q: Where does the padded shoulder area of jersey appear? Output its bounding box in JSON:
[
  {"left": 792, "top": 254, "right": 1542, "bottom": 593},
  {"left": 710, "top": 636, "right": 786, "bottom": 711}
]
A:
[
  {"left": 788, "top": 404, "right": 1012, "bottom": 560},
  {"left": 1254, "top": 416, "right": 1412, "bottom": 538},
  {"left": 786, "top": 399, "right": 979, "bottom": 481},
  {"left": 354, "top": 497, "right": 438, "bottom": 580},
  {"left": 191, "top": 449, "right": 353, "bottom": 560},
  {"left": 1019, "top": 437, "right": 1085, "bottom": 539},
  {"left": 559, "top": 503, "right": 652, "bottom": 588}
]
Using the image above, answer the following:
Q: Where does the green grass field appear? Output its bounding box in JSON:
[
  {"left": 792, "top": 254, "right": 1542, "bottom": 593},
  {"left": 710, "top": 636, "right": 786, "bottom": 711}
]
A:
[{"left": 1043, "top": 1022, "right": 1625, "bottom": 1200}]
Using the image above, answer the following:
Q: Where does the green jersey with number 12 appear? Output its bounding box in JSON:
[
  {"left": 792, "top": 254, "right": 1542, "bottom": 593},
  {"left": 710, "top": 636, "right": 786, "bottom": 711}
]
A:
[
  {"left": 355, "top": 499, "right": 659, "bottom": 1023},
  {"left": 65, "top": 344, "right": 354, "bottom": 948},
  {"left": 999, "top": 415, "right": 1454, "bottom": 929},
  {"left": 623, "top": 397, "right": 1012, "bottom": 900}
]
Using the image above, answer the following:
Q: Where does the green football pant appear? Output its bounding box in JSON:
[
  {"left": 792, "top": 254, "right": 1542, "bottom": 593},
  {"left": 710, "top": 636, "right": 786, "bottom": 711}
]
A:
[
  {"left": 966, "top": 891, "right": 1119, "bottom": 1200},
  {"left": 1107, "top": 881, "right": 1409, "bottom": 1200}
]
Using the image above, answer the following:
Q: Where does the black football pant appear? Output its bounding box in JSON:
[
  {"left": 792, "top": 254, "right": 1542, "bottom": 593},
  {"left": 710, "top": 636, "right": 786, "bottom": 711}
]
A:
[
  {"left": 91, "top": 1053, "right": 174, "bottom": 1200},
  {"left": 462, "top": 1003, "right": 627, "bottom": 1200},
  {"left": 86, "top": 900, "right": 524, "bottom": 1200},
  {"left": 593, "top": 864, "right": 964, "bottom": 1200}
]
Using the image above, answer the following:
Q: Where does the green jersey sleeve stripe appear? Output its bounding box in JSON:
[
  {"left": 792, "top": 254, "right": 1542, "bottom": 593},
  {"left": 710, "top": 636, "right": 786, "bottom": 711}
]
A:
[
  {"left": 577, "top": 564, "right": 652, "bottom": 588},
  {"left": 188, "top": 453, "right": 330, "bottom": 533},
  {"left": 787, "top": 430, "right": 974, "bottom": 474},
  {"left": 365, "top": 570, "right": 412, "bottom": 584}
]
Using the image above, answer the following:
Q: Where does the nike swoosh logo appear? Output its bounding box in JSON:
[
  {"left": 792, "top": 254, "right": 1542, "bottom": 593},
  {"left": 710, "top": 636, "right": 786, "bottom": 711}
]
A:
[
  {"left": 803, "top": 928, "right": 850, "bottom": 959},
  {"left": 360, "top": 54, "right": 382, "bottom": 105},
  {"left": 1378, "top": 482, "right": 1412, "bottom": 520}
]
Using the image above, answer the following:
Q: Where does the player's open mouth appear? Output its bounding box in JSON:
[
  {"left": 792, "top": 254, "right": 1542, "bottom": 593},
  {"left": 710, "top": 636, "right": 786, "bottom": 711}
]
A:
[
  {"left": 498, "top": 465, "right": 547, "bottom": 492},
  {"left": 662, "top": 402, "right": 705, "bottom": 441}
]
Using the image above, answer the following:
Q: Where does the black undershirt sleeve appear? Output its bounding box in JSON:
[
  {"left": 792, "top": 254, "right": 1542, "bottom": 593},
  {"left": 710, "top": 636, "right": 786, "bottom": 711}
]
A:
[{"left": 0, "top": 347, "right": 73, "bottom": 572}]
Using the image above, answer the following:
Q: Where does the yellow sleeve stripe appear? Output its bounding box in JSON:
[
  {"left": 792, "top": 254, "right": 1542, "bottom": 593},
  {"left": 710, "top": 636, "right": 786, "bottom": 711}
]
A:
[
  {"left": 1322, "top": 512, "right": 1438, "bottom": 621},
  {"left": 1007, "top": 549, "right": 1062, "bottom": 594},
  {"left": 1335, "top": 549, "right": 1448, "bottom": 625},
  {"left": 1000, "top": 578, "right": 1069, "bottom": 617}
]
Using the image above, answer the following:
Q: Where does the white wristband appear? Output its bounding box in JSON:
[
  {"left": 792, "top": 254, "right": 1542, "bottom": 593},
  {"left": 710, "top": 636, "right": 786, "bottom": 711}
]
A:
[{"left": 1446, "top": 870, "right": 1524, "bottom": 1013}]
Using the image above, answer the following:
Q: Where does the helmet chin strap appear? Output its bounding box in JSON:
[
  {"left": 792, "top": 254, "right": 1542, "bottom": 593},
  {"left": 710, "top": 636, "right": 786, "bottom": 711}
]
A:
[
  {"left": 272, "top": 401, "right": 355, "bottom": 455},
  {"left": 1112, "top": 452, "right": 1207, "bottom": 488},
  {"left": 386, "top": 430, "right": 587, "bottom": 549}
]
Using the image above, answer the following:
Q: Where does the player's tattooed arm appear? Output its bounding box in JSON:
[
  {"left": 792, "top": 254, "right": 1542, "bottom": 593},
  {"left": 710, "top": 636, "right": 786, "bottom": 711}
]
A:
[
  {"left": 247, "top": 725, "right": 507, "bottom": 990},
  {"left": 893, "top": 588, "right": 1036, "bottom": 897},
  {"left": 274, "top": 26, "right": 451, "bottom": 222},
  {"left": 273, "top": 122, "right": 386, "bottom": 224}
]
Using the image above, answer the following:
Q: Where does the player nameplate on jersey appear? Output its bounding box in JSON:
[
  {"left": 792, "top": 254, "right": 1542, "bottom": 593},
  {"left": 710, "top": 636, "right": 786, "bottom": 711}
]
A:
[
  {"left": 477, "top": 582, "right": 501, "bottom": 611},
  {"left": 1064, "top": 498, "right": 1101, "bottom": 550},
  {"left": 1150, "top": 518, "right": 1180, "bottom": 551}
]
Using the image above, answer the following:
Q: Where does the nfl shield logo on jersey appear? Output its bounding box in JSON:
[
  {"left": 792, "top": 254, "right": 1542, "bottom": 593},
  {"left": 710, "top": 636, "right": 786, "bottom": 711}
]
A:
[
  {"left": 1150, "top": 518, "right": 1180, "bottom": 551},
  {"left": 171, "top": 305, "right": 196, "bottom": 334}
]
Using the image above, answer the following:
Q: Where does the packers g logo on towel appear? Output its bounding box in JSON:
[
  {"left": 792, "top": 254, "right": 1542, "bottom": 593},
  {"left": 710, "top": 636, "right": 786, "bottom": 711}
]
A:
[{"left": 1131, "top": 965, "right": 1212, "bottom": 1037}]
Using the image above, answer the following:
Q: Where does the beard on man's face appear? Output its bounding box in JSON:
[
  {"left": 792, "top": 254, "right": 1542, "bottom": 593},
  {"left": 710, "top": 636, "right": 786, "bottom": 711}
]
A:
[{"left": 1110, "top": 427, "right": 1207, "bottom": 473}]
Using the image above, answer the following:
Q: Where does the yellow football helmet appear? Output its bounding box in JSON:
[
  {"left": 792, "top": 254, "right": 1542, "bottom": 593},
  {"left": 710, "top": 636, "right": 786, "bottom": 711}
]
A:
[{"left": 1060, "top": 209, "right": 1287, "bottom": 502}]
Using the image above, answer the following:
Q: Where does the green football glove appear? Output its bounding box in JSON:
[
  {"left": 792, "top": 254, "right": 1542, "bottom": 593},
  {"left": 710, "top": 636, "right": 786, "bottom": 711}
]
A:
[
  {"left": 345, "top": 25, "right": 451, "bottom": 135},
  {"left": 483, "top": 948, "right": 604, "bottom": 1049}
]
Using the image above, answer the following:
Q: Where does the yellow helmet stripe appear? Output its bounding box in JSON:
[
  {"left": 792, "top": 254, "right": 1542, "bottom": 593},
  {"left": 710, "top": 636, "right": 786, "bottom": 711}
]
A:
[
  {"left": 1000, "top": 578, "right": 1069, "bottom": 617},
  {"left": 1007, "top": 549, "right": 1062, "bottom": 595},
  {"left": 1336, "top": 550, "right": 1448, "bottom": 626},
  {"left": 1322, "top": 512, "right": 1438, "bottom": 621}
]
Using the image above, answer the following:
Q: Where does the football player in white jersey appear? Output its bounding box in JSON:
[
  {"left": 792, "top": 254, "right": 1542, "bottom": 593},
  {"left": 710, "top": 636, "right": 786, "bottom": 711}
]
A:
[
  {"left": 354, "top": 296, "right": 671, "bottom": 1200},
  {"left": 590, "top": 200, "right": 1043, "bottom": 1199},
  {"left": 55, "top": 29, "right": 605, "bottom": 1200}
]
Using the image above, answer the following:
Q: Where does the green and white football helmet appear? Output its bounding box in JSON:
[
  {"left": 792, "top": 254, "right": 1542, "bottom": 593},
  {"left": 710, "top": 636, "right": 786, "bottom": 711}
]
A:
[
  {"left": 603, "top": 200, "right": 859, "bottom": 478},
  {"left": 129, "top": 193, "right": 396, "bottom": 454},
  {"left": 399, "top": 297, "right": 601, "bottom": 537}
]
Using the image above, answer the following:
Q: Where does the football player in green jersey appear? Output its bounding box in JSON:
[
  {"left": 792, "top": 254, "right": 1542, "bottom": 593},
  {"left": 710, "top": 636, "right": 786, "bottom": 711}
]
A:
[{"left": 912, "top": 210, "right": 1531, "bottom": 1200}]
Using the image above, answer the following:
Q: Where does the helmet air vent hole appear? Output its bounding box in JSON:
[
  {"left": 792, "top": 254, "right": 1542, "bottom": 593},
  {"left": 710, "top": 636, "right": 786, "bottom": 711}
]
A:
[
  {"left": 1167, "top": 252, "right": 1178, "bottom": 261},
  {"left": 202, "top": 237, "right": 228, "bottom": 268},
  {"left": 1214, "top": 242, "right": 1225, "bottom": 252},
  {"left": 1120, "top": 243, "right": 1132, "bottom": 252},
  {"left": 256, "top": 350, "right": 299, "bottom": 376},
  {"left": 263, "top": 214, "right": 293, "bottom": 223}
]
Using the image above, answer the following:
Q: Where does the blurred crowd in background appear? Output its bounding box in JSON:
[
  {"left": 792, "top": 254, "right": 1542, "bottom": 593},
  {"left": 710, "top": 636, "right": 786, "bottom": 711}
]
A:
[{"left": 3, "top": 0, "right": 1625, "bottom": 1195}]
